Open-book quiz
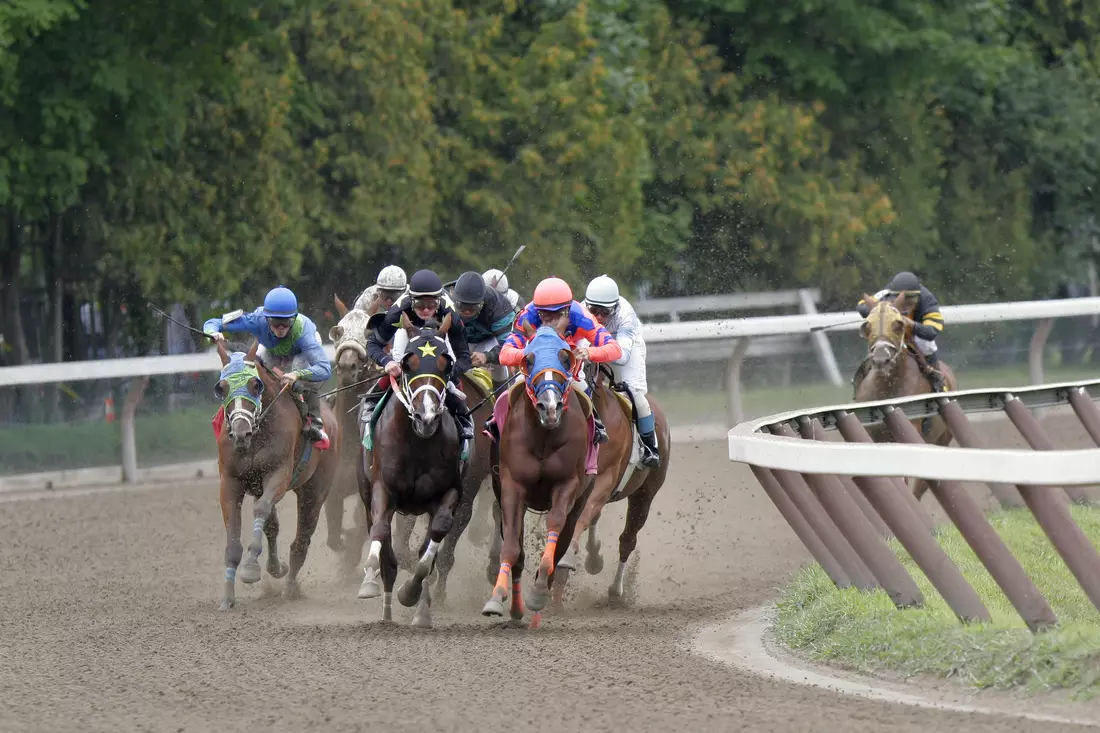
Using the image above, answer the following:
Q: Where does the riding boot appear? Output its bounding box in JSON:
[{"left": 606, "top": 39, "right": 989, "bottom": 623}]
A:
[
  {"left": 359, "top": 388, "right": 384, "bottom": 434},
  {"left": 924, "top": 353, "right": 947, "bottom": 393},
  {"left": 445, "top": 389, "right": 474, "bottom": 460},
  {"left": 638, "top": 429, "right": 661, "bottom": 469},
  {"left": 299, "top": 384, "right": 328, "bottom": 443},
  {"left": 592, "top": 409, "right": 609, "bottom": 445}
]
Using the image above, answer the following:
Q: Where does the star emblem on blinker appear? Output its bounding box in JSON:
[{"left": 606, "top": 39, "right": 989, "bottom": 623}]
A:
[{"left": 418, "top": 342, "right": 438, "bottom": 357}]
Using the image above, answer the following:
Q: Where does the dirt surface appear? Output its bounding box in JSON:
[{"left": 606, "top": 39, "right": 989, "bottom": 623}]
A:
[{"left": 1, "top": 420, "right": 1095, "bottom": 732}]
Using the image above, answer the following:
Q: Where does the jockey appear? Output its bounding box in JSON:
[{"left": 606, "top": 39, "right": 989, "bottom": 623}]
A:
[
  {"left": 451, "top": 271, "right": 517, "bottom": 390},
  {"left": 482, "top": 268, "right": 523, "bottom": 311},
  {"left": 363, "top": 269, "right": 475, "bottom": 450},
  {"left": 353, "top": 265, "right": 408, "bottom": 317},
  {"left": 584, "top": 274, "right": 660, "bottom": 469},
  {"left": 498, "top": 276, "right": 622, "bottom": 444},
  {"left": 856, "top": 270, "right": 946, "bottom": 392},
  {"left": 203, "top": 286, "right": 332, "bottom": 443}
]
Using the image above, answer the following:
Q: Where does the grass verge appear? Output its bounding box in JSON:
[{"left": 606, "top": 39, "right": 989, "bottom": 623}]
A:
[{"left": 774, "top": 505, "right": 1100, "bottom": 698}]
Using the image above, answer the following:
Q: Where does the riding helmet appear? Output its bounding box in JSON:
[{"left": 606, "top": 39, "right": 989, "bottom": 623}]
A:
[
  {"left": 408, "top": 269, "right": 444, "bottom": 297},
  {"left": 887, "top": 271, "right": 921, "bottom": 293},
  {"left": 453, "top": 271, "right": 486, "bottom": 305},
  {"left": 532, "top": 277, "right": 573, "bottom": 311},
  {"left": 375, "top": 265, "right": 407, "bottom": 290},
  {"left": 584, "top": 274, "right": 620, "bottom": 308},
  {"left": 262, "top": 286, "right": 298, "bottom": 318},
  {"left": 482, "top": 268, "right": 508, "bottom": 294}
]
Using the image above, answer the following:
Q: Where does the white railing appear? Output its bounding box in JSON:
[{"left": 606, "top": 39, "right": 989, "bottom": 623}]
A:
[
  {"left": 726, "top": 377, "right": 1100, "bottom": 485},
  {"left": 1, "top": 295, "right": 1098, "bottom": 485}
]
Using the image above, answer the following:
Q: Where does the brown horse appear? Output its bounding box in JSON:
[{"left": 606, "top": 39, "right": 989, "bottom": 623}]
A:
[
  {"left": 214, "top": 339, "right": 340, "bottom": 611},
  {"left": 355, "top": 314, "right": 467, "bottom": 628},
  {"left": 553, "top": 362, "right": 671, "bottom": 607},
  {"left": 323, "top": 294, "right": 378, "bottom": 576},
  {"left": 482, "top": 326, "right": 595, "bottom": 626},
  {"left": 855, "top": 292, "right": 957, "bottom": 500}
]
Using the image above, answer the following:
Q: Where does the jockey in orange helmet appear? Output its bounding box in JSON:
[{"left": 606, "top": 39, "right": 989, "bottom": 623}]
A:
[{"left": 497, "top": 277, "right": 622, "bottom": 443}]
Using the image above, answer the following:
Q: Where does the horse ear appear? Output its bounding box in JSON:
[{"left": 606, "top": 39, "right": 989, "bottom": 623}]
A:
[
  {"left": 246, "top": 340, "right": 259, "bottom": 363},
  {"left": 329, "top": 325, "right": 344, "bottom": 343},
  {"left": 862, "top": 293, "right": 878, "bottom": 308},
  {"left": 216, "top": 340, "right": 230, "bottom": 366},
  {"left": 400, "top": 312, "right": 415, "bottom": 333},
  {"left": 524, "top": 352, "right": 535, "bottom": 373},
  {"left": 334, "top": 294, "right": 349, "bottom": 319},
  {"left": 439, "top": 312, "right": 453, "bottom": 336},
  {"left": 892, "top": 290, "right": 908, "bottom": 310}
]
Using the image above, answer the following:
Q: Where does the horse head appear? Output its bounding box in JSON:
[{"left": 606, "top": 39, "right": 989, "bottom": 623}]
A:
[
  {"left": 214, "top": 339, "right": 264, "bottom": 453},
  {"left": 329, "top": 294, "right": 373, "bottom": 387},
  {"left": 522, "top": 326, "right": 577, "bottom": 430},
  {"left": 398, "top": 312, "right": 454, "bottom": 438},
  {"left": 859, "top": 291, "right": 911, "bottom": 375}
]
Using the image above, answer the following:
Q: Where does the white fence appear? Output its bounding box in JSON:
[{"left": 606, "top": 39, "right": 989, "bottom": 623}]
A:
[{"left": 1, "top": 295, "right": 1099, "bottom": 484}]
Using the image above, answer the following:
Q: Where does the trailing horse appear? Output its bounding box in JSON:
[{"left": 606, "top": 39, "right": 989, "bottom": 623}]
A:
[
  {"left": 554, "top": 361, "right": 671, "bottom": 607},
  {"left": 212, "top": 339, "right": 340, "bottom": 611},
  {"left": 854, "top": 291, "right": 957, "bottom": 500},
  {"left": 482, "top": 326, "right": 597, "bottom": 627},
  {"left": 355, "top": 314, "right": 469, "bottom": 628},
  {"left": 323, "top": 294, "right": 378, "bottom": 578}
]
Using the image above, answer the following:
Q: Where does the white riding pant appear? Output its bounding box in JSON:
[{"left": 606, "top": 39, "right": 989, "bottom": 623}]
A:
[
  {"left": 469, "top": 336, "right": 509, "bottom": 383},
  {"left": 607, "top": 340, "right": 651, "bottom": 420},
  {"left": 913, "top": 336, "right": 937, "bottom": 357}
]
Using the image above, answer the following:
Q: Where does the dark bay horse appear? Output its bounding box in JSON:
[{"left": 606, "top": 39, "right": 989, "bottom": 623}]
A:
[
  {"left": 356, "top": 314, "right": 466, "bottom": 628},
  {"left": 388, "top": 366, "right": 497, "bottom": 605},
  {"left": 855, "top": 292, "right": 957, "bottom": 500},
  {"left": 554, "top": 362, "right": 671, "bottom": 607},
  {"left": 323, "top": 294, "right": 378, "bottom": 577},
  {"left": 482, "top": 326, "right": 595, "bottom": 627},
  {"left": 213, "top": 340, "right": 340, "bottom": 611}
]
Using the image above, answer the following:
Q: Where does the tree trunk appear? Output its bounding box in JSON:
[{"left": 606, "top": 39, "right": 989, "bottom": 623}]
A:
[
  {"left": 45, "top": 215, "right": 64, "bottom": 422},
  {"left": 0, "top": 212, "right": 31, "bottom": 423}
]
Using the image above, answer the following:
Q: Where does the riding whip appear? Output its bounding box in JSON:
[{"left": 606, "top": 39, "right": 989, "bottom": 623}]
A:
[{"left": 148, "top": 302, "right": 215, "bottom": 341}]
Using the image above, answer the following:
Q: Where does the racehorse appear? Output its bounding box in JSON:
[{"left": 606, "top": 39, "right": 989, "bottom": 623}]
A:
[
  {"left": 855, "top": 291, "right": 957, "bottom": 500},
  {"left": 213, "top": 339, "right": 340, "bottom": 611},
  {"left": 323, "top": 294, "right": 378, "bottom": 577},
  {"left": 356, "top": 314, "right": 468, "bottom": 628},
  {"left": 482, "top": 326, "right": 597, "bottom": 627},
  {"left": 553, "top": 361, "right": 671, "bottom": 607}
]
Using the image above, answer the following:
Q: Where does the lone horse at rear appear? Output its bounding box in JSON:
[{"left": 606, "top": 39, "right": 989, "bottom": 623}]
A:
[
  {"left": 554, "top": 361, "right": 671, "bottom": 606},
  {"left": 854, "top": 291, "right": 957, "bottom": 500},
  {"left": 212, "top": 339, "right": 340, "bottom": 611}
]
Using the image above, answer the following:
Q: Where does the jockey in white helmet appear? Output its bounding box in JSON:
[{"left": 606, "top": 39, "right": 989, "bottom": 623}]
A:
[
  {"left": 482, "top": 268, "right": 522, "bottom": 311},
  {"left": 354, "top": 265, "right": 408, "bottom": 316},
  {"left": 583, "top": 274, "right": 660, "bottom": 469}
]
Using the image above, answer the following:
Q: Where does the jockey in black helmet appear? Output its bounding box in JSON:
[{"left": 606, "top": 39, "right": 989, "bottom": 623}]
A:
[
  {"left": 450, "top": 271, "right": 518, "bottom": 392},
  {"left": 856, "top": 270, "right": 947, "bottom": 392}
]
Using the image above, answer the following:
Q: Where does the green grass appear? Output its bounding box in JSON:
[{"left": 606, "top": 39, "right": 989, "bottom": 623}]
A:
[{"left": 775, "top": 505, "right": 1100, "bottom": 698}]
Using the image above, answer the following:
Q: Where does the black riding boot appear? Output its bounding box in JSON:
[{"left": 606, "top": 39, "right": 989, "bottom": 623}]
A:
[
  {"left": 445, "top": 388, "right": 475, "bottom": 459},
  {"left": 299, "top": 384, "right": 328, "bottom": 443},
  {"left": 359, "top": 388, "right": 384, "bottom": 434},
  {"left": 639, "top": 429, "right": 661, "bottom": 469},
  {"left": 592, "top": 409, "right": 609, "bottom": 445}
]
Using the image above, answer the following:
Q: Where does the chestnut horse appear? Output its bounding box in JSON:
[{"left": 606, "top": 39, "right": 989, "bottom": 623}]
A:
[
  {"left": 213, "top": 339, "right": 340, "bottom": 611},
  {"left": 554, "top": 362, "right": 671, "bottom": 606},
  {"left": 323, "top": 294, "right": 378, "bottom": 577},
  {"left": 482, "top": 326, "right": 596, "bottom": 627},
  {"left": 356, "top": 315, "right": 467, "bottom": 628},
  {"left": 855, "top": 291, "right": 957, "bottom": 500}
]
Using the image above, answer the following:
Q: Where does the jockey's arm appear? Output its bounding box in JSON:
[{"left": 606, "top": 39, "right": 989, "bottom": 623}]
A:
[
  {"left": 202, "top": 308, "right": 266, "bottom": 339},
  {"left": 611, "top": 314, "right": 637, "bottom": 366},
  {"left": 446, "top": 308, "right": 474, "bottom": 374},
  {"left": 367, "top": 308, "right": 400, "bottom": 367},
  {"left": 498, "top": 332, "right": 528, "bottom": 368},
  {"left": 291, "top": 320, "right": 333, "bottom": 382},
  {"left": 915, "top": 288, "right": 944, "bottom": 340}
]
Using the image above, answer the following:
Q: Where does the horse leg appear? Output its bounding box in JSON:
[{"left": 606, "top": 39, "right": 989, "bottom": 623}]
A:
[
  {"left": 357, "top": 478, "right": 395, "bottom": 600},
  {"left": 584, "top": 513, "right": 604, "bottom": 575},
  {"left": 434, "top": 481, "right": 476, "bottom": 607},
  {"left": 398, "top": 487, "right": 457, "bottom": 610},
  {"left": 393, "top": 512, "right": 418, "bottom": 573},
  {"left": 483, "top": 472, "right": 524, "bottom": 618},
  {"left": 239, "top": 467, "right": 293, "bottom": 585},
  {"left": 466, "top": 480, "right": 493, "bottom": 546},
  {"left": 263, "top": 507, "right": 289, "bottom": 579},
  {"left": 218, "top": 478, "right": 244, "bottom": 612},
  {"left": 339, "top": 498, "right": 370, "bottom": 582},
  {"left": 610, "top": 485, "right": 656, "bottom": 602},
  {"left": 486, "top": 493, "right": 504, "bottom": 586},
  {"left": 323, "top": 472, "right": 347, "bottom": 552},
  {"left": 527, "top": 476, "right": 582, "bottom": 613},
  {"left": 379, "top": 533, "right": 398, "bottom": 623},
  {"left": 283, "top": 482, "right": 326, "bottom": 600}
]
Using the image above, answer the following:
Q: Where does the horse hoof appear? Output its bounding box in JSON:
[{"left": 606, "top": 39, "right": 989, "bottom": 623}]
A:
[
  {"left": 283, "top": 581, "right": 302, "bottom": 601},
  {"left": 326, "top": 537, "right": 346, "bottom": 552},
  {"left": 557, "top": 551, "right": 578, "bottom": 571},
  {"left": 411, "top": 610, "right": 433, "bottom": 629},
  {"left": 357, "top": 569, "right": 382, "bottom": 599},
  {"left": 585, "top": 553, "right": 604, "bottom": 575},
  {"left": 482, "top": 598, "right": 505, "bottom": 617},
  {"left": 526, "top": 575, "right": 550, "bottom": 612},
  {"left": 217, "top": 598, "right": 235, "bottom": 612},
  {"left": 267, "top": 561, "right": 289, "bottom": 579},
  {"left": 397, "top": 578, "right": 423, "bottom": 608},
  {"left": 608, "top": 583, "right": 626, "bottom": 603},
  {"left": 238, "top": 560, "right": 262, "bottom": 585}
]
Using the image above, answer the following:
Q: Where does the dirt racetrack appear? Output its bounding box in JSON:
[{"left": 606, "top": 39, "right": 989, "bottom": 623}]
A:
[{"left": 1, "top": 423, "right": 1093, "bottom": 732}]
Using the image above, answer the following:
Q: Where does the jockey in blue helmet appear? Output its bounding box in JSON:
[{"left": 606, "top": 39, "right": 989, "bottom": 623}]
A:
[{"left": 203, "top": 286, "right": 332, "bottom": 443}]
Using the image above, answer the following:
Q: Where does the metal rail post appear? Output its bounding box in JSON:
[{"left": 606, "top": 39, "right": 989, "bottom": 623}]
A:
[
  {"left": 935, "top": 398, "right": 1025, "bottom": 508},
  {"left": 883, "top": 407, "right": 1057, "bottom": 632},
  {"left": 1003, "top": 396, "right": 1092, "bottom": 504}
]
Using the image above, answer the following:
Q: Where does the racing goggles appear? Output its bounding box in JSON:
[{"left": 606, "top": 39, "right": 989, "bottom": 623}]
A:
[
  {"left": 586, "top": 304, "right": 616, "bottom": 318},
  {"left": 266, "top": 316, "right": 295, "bottom": 329},
  {"left": 411, "top": 295, "right": 441, "bottom": 311},
  {"left": 455, "top": 300, "right": 483, "bottom": 318}
]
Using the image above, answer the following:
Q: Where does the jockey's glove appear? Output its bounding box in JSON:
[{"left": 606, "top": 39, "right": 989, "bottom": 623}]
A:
[{"left": 912, "top": 323, "right": 938, "bottom": 341}]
